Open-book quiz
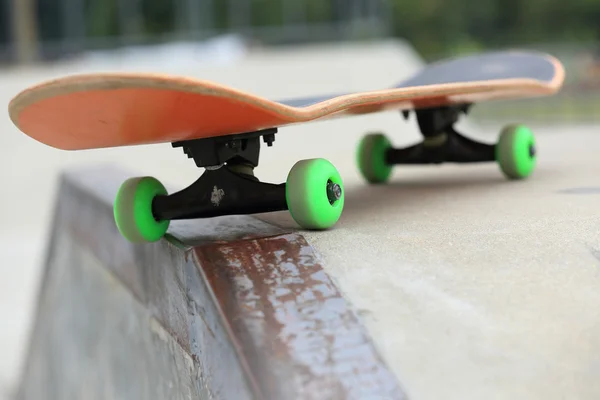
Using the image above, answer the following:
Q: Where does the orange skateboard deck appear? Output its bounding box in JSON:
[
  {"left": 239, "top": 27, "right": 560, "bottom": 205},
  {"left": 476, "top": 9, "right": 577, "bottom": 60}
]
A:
[{"left": 9, "top": 50, "right": 563, "bottom": 151}]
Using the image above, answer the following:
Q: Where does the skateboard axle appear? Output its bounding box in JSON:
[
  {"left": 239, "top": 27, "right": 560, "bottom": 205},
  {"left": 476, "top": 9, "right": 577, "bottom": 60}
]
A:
[
  {"left": 529, "top": 144, "right": 536, "bottom": 158},
  {"left": 327, "top": 181, "right": 342, "bottom": 203},
  {"left": 152, "top": 165, "right": 288, "bottom": 221},
  {"left": 386, "top": 105, "right": 496, "bottom": 165},
  {"left": 152, "top": 130, "right": 291, "bottom": 220}
]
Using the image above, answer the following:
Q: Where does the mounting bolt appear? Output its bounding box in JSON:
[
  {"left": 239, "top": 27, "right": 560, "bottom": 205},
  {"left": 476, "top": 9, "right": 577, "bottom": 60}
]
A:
[
  {"left": 263, "top": 134, "right": 275, "bottom": 147},
  {"left": 226, "top": 140, "right": 241, "bottom": 150}
]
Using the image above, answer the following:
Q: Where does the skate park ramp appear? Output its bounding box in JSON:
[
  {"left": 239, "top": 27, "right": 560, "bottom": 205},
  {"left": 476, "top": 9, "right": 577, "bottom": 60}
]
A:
[{"left": 4, "top": 38, "right": 600, "bottom": 400}]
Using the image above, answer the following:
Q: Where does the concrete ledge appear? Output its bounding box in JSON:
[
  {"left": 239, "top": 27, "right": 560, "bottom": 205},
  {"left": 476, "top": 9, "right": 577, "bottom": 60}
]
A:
[{"left": 16, "top": 165, "right": 406, "bottom": 400}]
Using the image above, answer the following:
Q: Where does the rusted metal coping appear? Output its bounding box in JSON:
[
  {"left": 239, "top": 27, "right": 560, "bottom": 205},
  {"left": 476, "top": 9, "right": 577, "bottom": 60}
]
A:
[{"left": 17, "top": 165, "right": 406, "bottom": 400}]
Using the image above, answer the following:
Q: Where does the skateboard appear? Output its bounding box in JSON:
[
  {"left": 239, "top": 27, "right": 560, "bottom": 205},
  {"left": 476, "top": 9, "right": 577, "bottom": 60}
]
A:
[{"left": 8, "top": 50, "right": 564, "bottom": 243}]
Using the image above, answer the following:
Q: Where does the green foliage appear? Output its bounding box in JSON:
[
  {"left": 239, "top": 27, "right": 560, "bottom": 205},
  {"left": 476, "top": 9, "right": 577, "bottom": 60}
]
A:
[
  {"left": 387, "top": 0, "right": 600, "bottom": 58},
  {"left": 252, "top": 0, "right": 284, "bottom": 26},
  {"left": 140, "top": 0, "right": 176, "bottom": 35},
  {"left": 38, "top": 0, "right": 600, "bottom": 51},
  {"left": 85, "top": 0, "right": 118, "bottom": 38}
]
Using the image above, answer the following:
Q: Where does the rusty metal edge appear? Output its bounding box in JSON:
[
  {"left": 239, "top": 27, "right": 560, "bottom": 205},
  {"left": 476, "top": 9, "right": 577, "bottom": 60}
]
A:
[
  {"left": 191, "top": 233, "right": 408, "bottom": 400},
  {"left": 16, "top": 164, "right": 407, "bottom": 400}
]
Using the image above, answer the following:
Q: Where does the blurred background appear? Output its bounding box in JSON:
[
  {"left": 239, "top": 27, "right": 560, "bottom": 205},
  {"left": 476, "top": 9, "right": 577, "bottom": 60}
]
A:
[
  {"left": 1, "top": 0, "right": 599, "bottom": 398},
  {"left": 5, "top": 0, "right": 600, "bottom": 121}
]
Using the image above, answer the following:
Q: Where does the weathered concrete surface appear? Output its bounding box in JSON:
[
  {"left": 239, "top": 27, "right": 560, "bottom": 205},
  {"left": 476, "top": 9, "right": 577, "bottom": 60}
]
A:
[{"left": 16, "top": 166, "right": 405, "bottom": 400}]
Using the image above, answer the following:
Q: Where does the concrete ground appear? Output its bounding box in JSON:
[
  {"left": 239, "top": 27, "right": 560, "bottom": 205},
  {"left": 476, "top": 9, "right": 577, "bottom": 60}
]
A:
[
  {"left": 1, "top": 39, "right": 599, "bottom": 399},
  {"left": 258, "top": 122, "right": 600, "bottom": 400}
]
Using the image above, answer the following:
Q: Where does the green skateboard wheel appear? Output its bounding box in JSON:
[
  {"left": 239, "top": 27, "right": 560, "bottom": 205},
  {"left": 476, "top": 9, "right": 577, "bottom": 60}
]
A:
[
  {"left": 356, "top": 133, "right": 393, "bottom": 183},
  {"left": 496, "top": 124, "right": 536, "bottom": 180},
  {"left": 286, "top": 158, "right": 344, "bottom": 230},
  {"left": 114, "top": 176, "right": 170, "bottom": 243}
]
